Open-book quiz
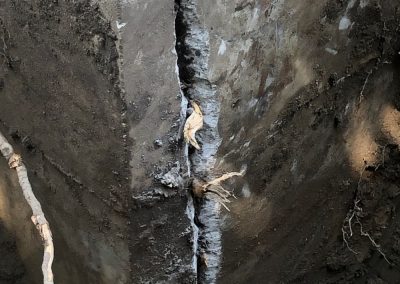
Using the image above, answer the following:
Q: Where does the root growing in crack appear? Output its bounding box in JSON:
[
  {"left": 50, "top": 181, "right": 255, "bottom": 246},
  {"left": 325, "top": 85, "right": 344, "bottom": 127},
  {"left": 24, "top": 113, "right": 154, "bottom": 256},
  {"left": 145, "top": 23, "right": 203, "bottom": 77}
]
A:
[
  {"left": 192, "top": 171, "right": 244, "bottom": 211},
  {"left": 184, "top": 101, "right": 203, "bottom": 150},
  {"left": 0, "top": 131, "right": 54, "bottom": 284}
]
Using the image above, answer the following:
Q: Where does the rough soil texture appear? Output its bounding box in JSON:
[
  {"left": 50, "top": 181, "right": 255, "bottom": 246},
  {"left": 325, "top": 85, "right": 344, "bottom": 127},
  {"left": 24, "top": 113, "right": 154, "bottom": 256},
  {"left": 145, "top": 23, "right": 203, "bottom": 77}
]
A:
[
  {"left": 118, "top": 0, "right": 194, "bottom": 282},
  {"left": 0, "top": 0, "right": 130, "bottom": 283},
  {"left": 203, "top": 0, "right": 400, "bottom": 283},
  {"left": 0, "top": 160, "right": 34, "bottom": 284},
  {"left": 0, "top": 221, "right": 27, "bottom": 284},
  {"left": 1, "top": 0, "right": 194, "bottom": 283},
  {"left": 1, "top": 0, "right": 400, "bottom": 283}
]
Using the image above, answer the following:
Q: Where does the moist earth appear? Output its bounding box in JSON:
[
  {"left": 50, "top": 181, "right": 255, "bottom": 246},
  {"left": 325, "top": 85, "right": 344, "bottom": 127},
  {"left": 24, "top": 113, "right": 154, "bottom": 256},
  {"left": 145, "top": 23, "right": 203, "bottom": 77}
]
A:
[{"left": 1, "top": 0, "right": 400, "bottom": 284}]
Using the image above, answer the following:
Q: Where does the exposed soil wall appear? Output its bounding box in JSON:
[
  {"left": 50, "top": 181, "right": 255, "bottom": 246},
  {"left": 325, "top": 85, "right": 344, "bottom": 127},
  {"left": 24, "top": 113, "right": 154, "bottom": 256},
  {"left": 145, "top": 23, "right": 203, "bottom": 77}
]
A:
[
  {"left": 200, "top": 0, "right": 400, "bottom": 283},
  {"left": 2, "top": 0, "right": 400, "bottom": 283},
  {"left": 0, "top": 0, "right": 129, "bottom": 283}
]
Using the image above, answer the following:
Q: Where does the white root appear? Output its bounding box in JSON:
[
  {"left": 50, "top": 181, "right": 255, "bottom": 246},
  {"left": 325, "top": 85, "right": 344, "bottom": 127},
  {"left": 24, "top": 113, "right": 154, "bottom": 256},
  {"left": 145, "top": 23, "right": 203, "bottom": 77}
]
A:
[
  {"left": 203, "top": 172, "right": 243, "bottom": 189},
  {"left": 360, "top": 70, "right": 372, "bottom": 98},
  {"left": 183, "top": 101, "right": 203, "bottom": 150},
  {"left": 193, "top": 171, "right": 244, "bottom": 211},
  {"left": 355, "top": 216, "right": 391, "bottom": 264},
  {"left": 0, "top": 131, "right": 54, "bottom": 284},
  {"left": 341, "top": 168, "right": 391, "bottom": 264},
  {"left": 342, "top": 227, "right": 358, "bottom": 255}
]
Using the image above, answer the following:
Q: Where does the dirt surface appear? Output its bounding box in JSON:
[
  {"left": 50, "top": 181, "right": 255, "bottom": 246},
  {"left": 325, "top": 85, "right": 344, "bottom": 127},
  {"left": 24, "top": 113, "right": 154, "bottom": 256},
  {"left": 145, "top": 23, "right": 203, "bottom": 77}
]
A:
[
  {"left": 0, "top": 0, "right": 130, "bottom": 283},
  {"left": 118, "top": 0, "right": 195, "bottom": 282},
  {"left": 1, "top": 0, "right": 400, "bottom": 283},
  {"left": 0, "top": 220, "right": 27, "bottom": 284},
  {"left": 1, "top": 0, "right": 193, "bottom": 283},
  {"left": 206, "top": 0, "right": 400, "bottom": 283}
]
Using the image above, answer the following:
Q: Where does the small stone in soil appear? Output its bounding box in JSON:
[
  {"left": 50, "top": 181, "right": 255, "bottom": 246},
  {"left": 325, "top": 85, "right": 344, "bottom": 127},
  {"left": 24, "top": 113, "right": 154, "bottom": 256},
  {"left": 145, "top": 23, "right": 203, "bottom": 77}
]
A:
[{"left": 154, "top": 139, "right": 163, "bottom": 147}]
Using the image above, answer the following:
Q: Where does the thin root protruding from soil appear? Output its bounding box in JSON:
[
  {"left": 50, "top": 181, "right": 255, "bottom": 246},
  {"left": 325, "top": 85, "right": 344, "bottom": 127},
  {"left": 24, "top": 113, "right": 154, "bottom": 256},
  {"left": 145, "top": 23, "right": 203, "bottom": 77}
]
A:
[
  {"left": 192, "top": 171, "right": 244, "bottom": 211},
  {"left": 341, "top": 168, "right": 391, "bottom": 264},
  {"left": 0, "top": 131, "right": 55, "bottom": 284}
]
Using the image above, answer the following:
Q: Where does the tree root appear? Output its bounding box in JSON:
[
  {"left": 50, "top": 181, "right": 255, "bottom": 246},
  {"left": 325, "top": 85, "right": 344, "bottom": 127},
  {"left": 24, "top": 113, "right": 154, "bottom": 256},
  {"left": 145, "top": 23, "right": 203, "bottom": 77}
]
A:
[
  {"left": 359, "top": 70, "right": 372, "bottom": 100},
  {"left": 183, "top": 101, "right": 203, "bottom": 150},
  {"left": 192, "top": 171, "right": 244, "bottom": 211},
  {"left": 341, "top": 168, "right": 391, "bottom": 265},
  {"left": 0, "top": 131, "right": 54, "bottom": 284}
]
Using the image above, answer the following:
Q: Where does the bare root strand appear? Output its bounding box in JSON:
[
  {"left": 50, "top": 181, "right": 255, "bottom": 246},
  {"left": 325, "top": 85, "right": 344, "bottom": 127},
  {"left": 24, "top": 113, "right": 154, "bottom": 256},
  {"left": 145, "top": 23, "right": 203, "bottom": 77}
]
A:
[
  {"left": 341, "top": 168, "right": 391, "bottom": 264},
  {"left": 0, "top": 131, "right": 54, "bottom": 284},
  {"left": 204, "top": 171, "right": 244, "bottom": 188},
  {"left": 355, "top": 216, "right": 391, "bottom": 264},
  {"left": 183, "top": 101, "right": 203, "bottom": 150},
  {"left": 342, "top": 227, "right": 358, "bottom": 255},
  {"left": 348, "top": 211, "right": 355, "bottom": 237},
  {"left": 360, "top": 70, "right": 372, "bottom": 99},
  {"left": 192, "top": 171, "right": 244, "bottom": 211},
  {"left": 203, "top": 172, "right": 243, "bottom": 210},
  {"left": 342, "top": 198, "right": 361, "bottom": 255}
]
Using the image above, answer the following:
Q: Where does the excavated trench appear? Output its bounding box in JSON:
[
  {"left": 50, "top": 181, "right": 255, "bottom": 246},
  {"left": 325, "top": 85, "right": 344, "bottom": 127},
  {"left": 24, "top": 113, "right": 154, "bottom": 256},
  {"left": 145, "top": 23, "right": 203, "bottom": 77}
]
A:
[
  {"left": 175, "top": 0, "right": 223, "bottom": 282},
  {"left": 3, "top": 0, "right": 400, "bottom": 283},
  {"left": 0, "top": 1, "right": 130, "bottom": 283}
]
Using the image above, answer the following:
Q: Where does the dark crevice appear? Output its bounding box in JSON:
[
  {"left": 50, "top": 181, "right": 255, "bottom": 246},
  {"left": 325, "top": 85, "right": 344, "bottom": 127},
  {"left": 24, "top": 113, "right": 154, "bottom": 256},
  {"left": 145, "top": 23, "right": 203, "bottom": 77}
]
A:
[
  {"left": 174, "top": 0, "right": 203, "bottom": 283},
  {"left": 175, "top": 0, "right": 194, "bottom": 89},
  {"left": 175, "top": 0, "right": 223, "bottom": 283}
]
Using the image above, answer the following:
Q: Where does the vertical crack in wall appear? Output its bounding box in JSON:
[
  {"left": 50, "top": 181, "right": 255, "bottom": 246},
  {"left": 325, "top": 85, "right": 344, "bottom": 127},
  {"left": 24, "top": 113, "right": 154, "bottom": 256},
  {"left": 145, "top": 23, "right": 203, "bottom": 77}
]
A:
[
  {"left": 175, "top": 0, "right": 222, "bottom": 283},
  {"left": 174, "top": 2, "right": 197, "bottom": 279}
]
